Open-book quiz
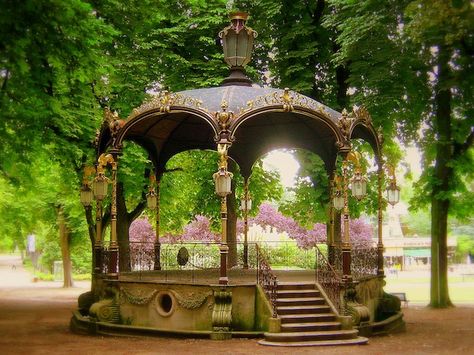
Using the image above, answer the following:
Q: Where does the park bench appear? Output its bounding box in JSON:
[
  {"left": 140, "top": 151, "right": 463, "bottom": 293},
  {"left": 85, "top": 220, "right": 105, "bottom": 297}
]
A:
[{"left": 390, "top": 292, "right": 409, "bottom": 307}]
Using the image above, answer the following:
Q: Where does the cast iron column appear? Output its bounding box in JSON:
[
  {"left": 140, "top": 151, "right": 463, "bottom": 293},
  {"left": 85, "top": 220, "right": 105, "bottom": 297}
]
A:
[
  {"left": 342, "top": 158, "right": 352, "bottom": 282},
  {"left": 154, "top": 179, "right": 162, "bottom": 270},
  {"left": 220, "top": 196, "right": 229, "bottom": 285},
  {"left": 377, "top": 162, "right": 385, "bottom": 276},
  {"left": 108, "top": 153, "right": 119, "bottom": 278},
  {"left": 94, "top": 200, "right": 103, "bottom": 274},
  {"left": 243, "top": 178, "right": 249, "bottom": 269}
]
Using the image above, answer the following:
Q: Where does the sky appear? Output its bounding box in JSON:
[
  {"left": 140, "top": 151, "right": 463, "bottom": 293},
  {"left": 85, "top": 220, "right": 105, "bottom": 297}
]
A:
[
  {"left": 263, "top": 147, "right": 422, "bottom": 188},
  {"left": 263, "top": 150, "right": 300, "bottom": 188}
]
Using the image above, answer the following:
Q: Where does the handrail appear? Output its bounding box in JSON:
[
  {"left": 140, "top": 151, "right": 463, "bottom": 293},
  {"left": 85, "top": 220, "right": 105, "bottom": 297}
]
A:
[
  {"left": 256, "top": 244, "right": 278, "bottom": 318},
  {"left": 315, "top": 245, "right": 342, "bottom": 314}
]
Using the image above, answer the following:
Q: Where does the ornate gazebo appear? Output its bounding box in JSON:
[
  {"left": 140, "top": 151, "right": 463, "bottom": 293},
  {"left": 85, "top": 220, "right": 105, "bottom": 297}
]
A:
[{"left": 73, "top": 13, "right": 404, "bottom": 346}]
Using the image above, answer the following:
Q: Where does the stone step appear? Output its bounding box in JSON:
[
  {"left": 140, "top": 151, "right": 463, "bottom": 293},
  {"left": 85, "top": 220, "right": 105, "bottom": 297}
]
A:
[
  {"left": 277, "top": 282, "right": 316, "bottom": 291},
  {"left": 281, "top": 321, "right": 342, "bottom": 332},
  {"left": 276, "top": 289, "right": 321, "bottom": 298},
  {"left": 264, "top": 329, "right": 360, "bottom": 343},
  {"left": 279, "top": 313, "right": 337, "bottom": 324},
  {"left": 277, "top": 305, "right": 331, "bottom": 315},
  {"left": 258, "top": 337, "right": 369, "bottom": 347},
  {"left": 276, "top": 297, "right": 325, "bottom": 307}
]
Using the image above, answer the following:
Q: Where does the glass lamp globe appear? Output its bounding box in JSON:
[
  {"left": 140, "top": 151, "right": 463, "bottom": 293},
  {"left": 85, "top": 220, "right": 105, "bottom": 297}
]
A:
[
  {"left": 80, "top": 185, "right": 93, "bottom": 207},
  {"left": 213, "top": 169, "right": 233, "bottom": 197},
  {"left": 351, "top": 172, "right": 367, "bottom": 200},
  {"left": 92, "top": 174, "right": 109, "bottom": 201}
]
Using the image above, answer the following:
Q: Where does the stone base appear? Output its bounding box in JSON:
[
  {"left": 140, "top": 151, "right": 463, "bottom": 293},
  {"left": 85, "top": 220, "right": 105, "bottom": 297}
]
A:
[
  {"left": 338, "top": 315, "right": 353, "bottom": 330},
  {"left": 210, "top": 331, "right": 232, "bottom": 340},
  {"left": 268, "top": 317, "right": 281, "bottom": 333}
]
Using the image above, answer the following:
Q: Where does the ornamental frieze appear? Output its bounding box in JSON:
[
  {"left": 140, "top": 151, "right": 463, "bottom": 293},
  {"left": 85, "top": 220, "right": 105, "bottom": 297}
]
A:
[
  {"left": 128, "top": 90, "right": 206, "bottom": 120},
  {"left": 170, "top": 290, "right": 213, "bottom": 310},
  {"left": 120, "top": 287, "right": 213, "bottom": 310},
  {"left": 120, "top": 288, "right": 158, "bottom": 305}
]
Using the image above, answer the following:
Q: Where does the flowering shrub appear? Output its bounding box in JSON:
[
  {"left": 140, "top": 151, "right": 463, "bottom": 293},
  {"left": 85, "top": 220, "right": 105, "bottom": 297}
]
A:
[
  {"left": 129, "top": 217, "right": 155, "bottom": 243},
  {"left": 160, "top": 215, "right": 219, "bottom": 243},
  {"left": 129, "top": 205, "right": 373, "bottom": 249},
  {"left": 238, "top": 203, "right": 373, "bottom": 249}
]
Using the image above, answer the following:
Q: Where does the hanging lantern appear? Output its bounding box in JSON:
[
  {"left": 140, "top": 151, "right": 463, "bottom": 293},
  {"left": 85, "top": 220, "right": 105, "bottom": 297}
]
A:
[
  {"left": 386, "top": 181, "right": 400, "bottom": 206},
  {"left": 385, "top": 164, "right": 400, "bottom": 206},
  {"left": 219, "top": 12, "right": 257, "bottom": 68},
  {"left": 213, "top": 169, "right": 233, "bottom": 197},
  {"left": 92, "top": 173, "right": 109, "bottom": 201},
  {"left": 147, "top": 188, "right": 157, "bottom": 210},
  {"left": 333, "top": 190, "right": 345, "bottom": 211},
  {"left": 80, "top": 184, "right": 93, "bottom": 207},
  {"left": 240, "top": 196, "right": 252, "bottom": 211},
  {"left": 350, "top": 170, "right": 368, "bottom": 200}
]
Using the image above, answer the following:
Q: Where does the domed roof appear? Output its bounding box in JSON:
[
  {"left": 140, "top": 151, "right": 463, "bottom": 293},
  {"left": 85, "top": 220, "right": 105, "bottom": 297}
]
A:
[{"left": 96, "top": 83, "right": 380, "bottom": 178}]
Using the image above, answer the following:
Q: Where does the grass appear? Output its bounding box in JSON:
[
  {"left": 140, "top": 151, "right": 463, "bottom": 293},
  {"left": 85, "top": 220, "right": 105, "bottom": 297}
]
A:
[{"left": 384, "top": 270, "right": 474, "bottom": 304}]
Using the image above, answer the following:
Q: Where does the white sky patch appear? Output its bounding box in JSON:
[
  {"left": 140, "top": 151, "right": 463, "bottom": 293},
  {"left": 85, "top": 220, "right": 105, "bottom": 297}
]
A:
[
  {"left": 401, "top": 144, "right": 422, "bottom": 179},
  {"left": 263, "top": 150, "right": 300, "bottom": 188}
]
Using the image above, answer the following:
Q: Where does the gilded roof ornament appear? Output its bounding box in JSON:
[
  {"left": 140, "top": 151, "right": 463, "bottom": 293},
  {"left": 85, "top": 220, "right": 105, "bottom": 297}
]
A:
[
  {"left": 338, "top": 108, "right": 353, "bottom": 140},
  {"left": 104, "top": 108, "right": 125, "bottom": 140},
  {"left": 159, "top": 90, "right": 172, "bottom": 113},
  {"left": 352, "top": 105, "right": 372, "bottom": 125},
  {"left": 82, "top": 166, "right": 96, "bottom": 185},
  {"left": 281, "top": 88, "right": 294, "bottom": 112},
  {"left": 240, "top": 88, "right": 330, "bottom": 118},
  {"left": 215, "top": 100, "right": 234, "bottom": 132},
  {"left": 128, "top": 91, "right": 204, "bottom": 120}
]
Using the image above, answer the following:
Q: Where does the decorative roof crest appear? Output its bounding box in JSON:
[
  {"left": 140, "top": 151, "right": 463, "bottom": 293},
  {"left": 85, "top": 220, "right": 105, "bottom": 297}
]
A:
[
  {"left": 128, "top": 90, "right": 204, "bottom": 120},
  {"left": 337, "top": 108, "right": 353, "bottom": 140},
  {"left": 352, "top": 105, "right": 372, "bottom": 125}
]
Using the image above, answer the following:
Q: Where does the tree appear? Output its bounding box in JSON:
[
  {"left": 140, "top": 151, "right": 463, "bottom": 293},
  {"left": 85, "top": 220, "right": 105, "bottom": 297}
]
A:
[{"left": 326, "top": 0, "right": 474, "bottom": 307}]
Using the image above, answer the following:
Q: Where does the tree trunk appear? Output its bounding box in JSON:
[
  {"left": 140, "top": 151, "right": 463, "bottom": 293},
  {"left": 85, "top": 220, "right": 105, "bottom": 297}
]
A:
[
  {"left": 117, "top": 182, "right": 132, "bottom": 272},
  {"left": 430, "top": 44, "right": 453, "bottom": 308},
  {"left": 58, "top": 207, "right": 74, "bottom": 288}
]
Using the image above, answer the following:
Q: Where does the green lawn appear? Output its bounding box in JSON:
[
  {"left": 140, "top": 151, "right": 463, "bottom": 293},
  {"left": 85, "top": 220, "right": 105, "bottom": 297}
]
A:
[{"left": 384, "top": 270, "right": 474, "bottom": 304}]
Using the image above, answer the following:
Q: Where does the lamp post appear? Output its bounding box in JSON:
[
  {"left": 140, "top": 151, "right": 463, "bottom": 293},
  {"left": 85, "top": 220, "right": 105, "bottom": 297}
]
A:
[
  {"left": 213, "top": 142, "right": 233, "bottom": 285},
  {"left": 341, "top": 151, "right": 368, "bottom": 281},
  {"left": 240, "top": 180, "right": 252, "bottom": 269},
  {"left": 91, "top": 159, "right": 109, "bottom": 274},
  {"left": 92, "top": 153, "right": 118, "bottom": 276},
  {"left": 219, "top": 12, "right": 257, "bottom": 86}
]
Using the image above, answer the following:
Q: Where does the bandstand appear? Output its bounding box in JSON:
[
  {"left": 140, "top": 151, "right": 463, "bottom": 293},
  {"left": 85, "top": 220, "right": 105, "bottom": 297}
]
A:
[{"left": 71, "top": 13, "right": 404, "bottom": 346}]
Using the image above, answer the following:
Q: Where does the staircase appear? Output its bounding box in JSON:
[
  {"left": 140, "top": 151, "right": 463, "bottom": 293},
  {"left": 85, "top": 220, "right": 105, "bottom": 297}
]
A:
[{"left": 259, "top": 282, "right": 368, "bottom": 347}]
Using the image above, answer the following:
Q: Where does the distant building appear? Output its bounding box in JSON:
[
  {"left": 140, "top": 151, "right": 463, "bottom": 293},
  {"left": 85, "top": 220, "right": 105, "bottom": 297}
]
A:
[{"left": 381, "top": 203, "right": 456, "bottom": 270}]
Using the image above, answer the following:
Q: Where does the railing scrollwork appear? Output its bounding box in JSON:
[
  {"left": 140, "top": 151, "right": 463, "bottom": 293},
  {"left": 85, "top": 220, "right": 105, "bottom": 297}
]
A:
[{"left": 256, "top": 244, "right": 278, "bottom": 318}]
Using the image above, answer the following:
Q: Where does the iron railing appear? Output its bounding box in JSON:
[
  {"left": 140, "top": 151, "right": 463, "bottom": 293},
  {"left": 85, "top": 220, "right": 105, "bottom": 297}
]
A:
[
  {"left": 256, "top": 244, "right": 278, "bottom": 318},
  {"left": 315, "top": 245, "right": 343, "bottom": 313},
  {"left": 351, "top": 242, "right": 378, "bottom": 279}
]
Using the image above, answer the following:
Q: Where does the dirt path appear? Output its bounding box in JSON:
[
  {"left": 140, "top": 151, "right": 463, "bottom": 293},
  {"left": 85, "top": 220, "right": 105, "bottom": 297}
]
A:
[{"left": 1, "top": 254, "right": 473, "bottom": 354}]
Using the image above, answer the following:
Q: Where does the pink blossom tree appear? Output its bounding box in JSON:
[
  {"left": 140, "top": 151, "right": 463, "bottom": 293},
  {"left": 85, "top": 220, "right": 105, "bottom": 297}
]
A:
[
  {"left": 128, "top": 218, "right": 155, "bottom": 269},
  {"left": 237, "top": 203, "right": 373, "bottom": 249},
  {"left": 160, "top": 215, "right": 219, "bottom": 243}
]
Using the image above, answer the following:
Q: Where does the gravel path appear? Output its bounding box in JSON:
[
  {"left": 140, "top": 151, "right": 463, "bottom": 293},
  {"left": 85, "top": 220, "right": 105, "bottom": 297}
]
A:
[{"left": 1, "top": 254, "right": 473, "bottom": 354}]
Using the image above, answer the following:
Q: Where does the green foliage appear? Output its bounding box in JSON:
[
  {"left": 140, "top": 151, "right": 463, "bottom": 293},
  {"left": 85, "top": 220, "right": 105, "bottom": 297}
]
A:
[
  {"left": 455, "top": 235, "right": 474, "bottom": 260},
  {"left": 401, "top": 209, "right": 431, "bottom": 237},
  {"left": 159, "top": 150, "right": 284, "bottom": 234},
  {"left": 280, "top": 150, "right": 329, "bottom": 226}
]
